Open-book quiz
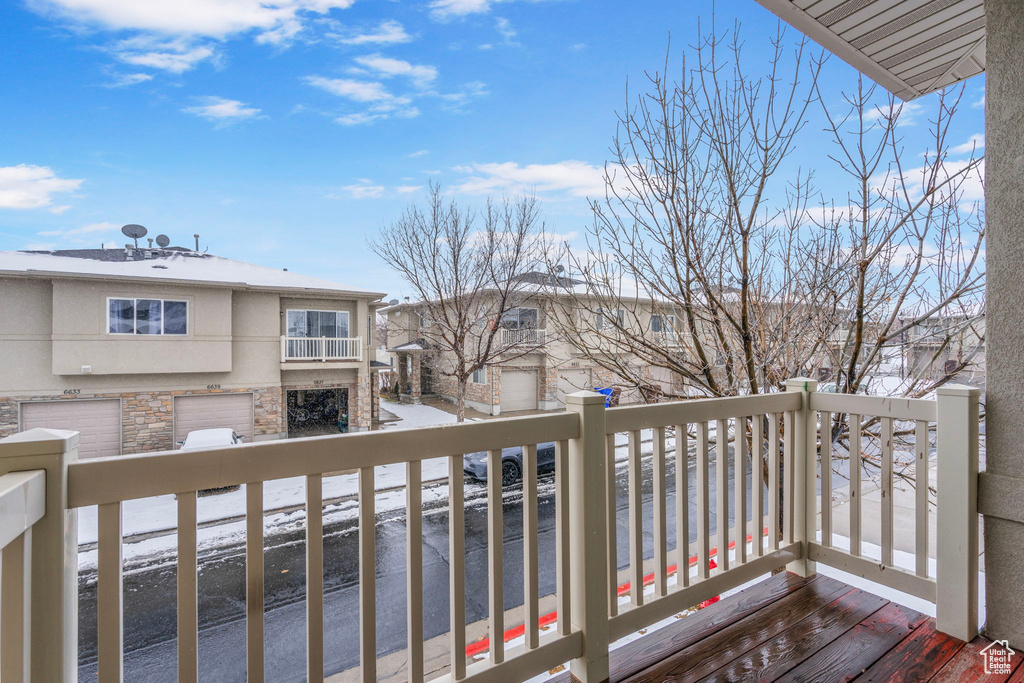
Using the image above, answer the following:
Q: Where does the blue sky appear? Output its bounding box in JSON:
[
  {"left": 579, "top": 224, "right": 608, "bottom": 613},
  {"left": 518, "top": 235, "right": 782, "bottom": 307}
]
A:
[{"left": 0, "top": 0, "right": 986, "bottom": 299}]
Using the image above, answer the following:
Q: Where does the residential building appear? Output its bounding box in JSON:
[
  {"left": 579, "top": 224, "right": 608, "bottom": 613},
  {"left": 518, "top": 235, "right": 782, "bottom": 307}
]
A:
[
  {"left": 0, "top": 245, "right": 388, "bottom": 457},
  {"left": 383, "top": 274, "right": 687, "bottom": 414},
  {"left": 905, "top": 311, "right": 986, "bottom": 386}
]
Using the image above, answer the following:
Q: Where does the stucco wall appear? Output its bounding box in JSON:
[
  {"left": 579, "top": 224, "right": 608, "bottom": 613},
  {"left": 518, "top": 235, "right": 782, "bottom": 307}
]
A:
[
  {"left": 50, "top": 278, "right": 233, "bottom": 375},
  {"left": 983, "top": 0, "right": 1024, "bottom": 647}
]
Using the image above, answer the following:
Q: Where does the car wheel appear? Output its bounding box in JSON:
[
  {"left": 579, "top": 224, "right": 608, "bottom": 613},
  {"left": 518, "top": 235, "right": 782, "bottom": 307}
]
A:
[{"left": 501, "top": 460, "right": 521, "bottom": 487}]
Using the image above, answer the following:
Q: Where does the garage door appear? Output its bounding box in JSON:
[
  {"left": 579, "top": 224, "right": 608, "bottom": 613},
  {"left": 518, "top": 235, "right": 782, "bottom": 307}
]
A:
[
  {"left": 557, "top": 368, "right": 592, "bottom": 404},
  {"left": 21, "top": 399, "right": 121, "bottom": 459},
  {"left": 501, "top": 370, "right": 538, "bottom": 412},
  {"left": 174, "top": 393, "right": 254, "bottom": 446}
]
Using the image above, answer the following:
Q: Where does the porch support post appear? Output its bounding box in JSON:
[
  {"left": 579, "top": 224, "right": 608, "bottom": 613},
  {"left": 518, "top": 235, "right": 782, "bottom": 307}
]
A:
[
  {"left": 936, "top": 385, "right": 981, "bottom": 641},
  {"left": 786, "top": 378, "right": 818, "bottom": 577},
  {"left": 567, "top": 391, "right": 610, "bottom": 683},
  {"left": 0, "top": 428, "right": 79, "bottom": 682}
]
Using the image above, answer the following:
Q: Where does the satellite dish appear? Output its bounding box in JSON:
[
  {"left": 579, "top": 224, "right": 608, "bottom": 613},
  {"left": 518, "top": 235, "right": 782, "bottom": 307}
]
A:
[
  {"left": 555, "top": 265, "right": 565, "bottom": 273},
  {"left": 389, "top": 299, "right": 399, "bottom": 306},
  {"left": 155, "top": 234, "right": 170, "bottom": 248},
  {"left": 121, "top": 224, "right": 148, "bottom": 248}
]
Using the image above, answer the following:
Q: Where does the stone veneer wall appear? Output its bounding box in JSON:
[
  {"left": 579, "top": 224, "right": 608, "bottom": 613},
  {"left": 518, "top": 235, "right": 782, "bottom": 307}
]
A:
[{"left": 0, "top": 386, "right": 284, "bottom": 454}]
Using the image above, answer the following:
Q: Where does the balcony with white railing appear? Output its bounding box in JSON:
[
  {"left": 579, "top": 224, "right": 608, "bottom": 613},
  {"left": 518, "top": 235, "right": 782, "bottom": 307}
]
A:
[
  {"left": 280, "top": 336, "right": 363, "bottom": 363},
  {"left": 500, "top": 327, "right": 547, "bottom": 347},
  {"left": 0, "top": 379, "right": 983, "bottom": 682}
]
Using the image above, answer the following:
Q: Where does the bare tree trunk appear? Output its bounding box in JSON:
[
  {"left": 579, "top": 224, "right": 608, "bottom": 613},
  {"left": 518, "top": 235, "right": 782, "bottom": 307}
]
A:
[{"left": 456, "top": 378, "right": 467, "bottom": 423}]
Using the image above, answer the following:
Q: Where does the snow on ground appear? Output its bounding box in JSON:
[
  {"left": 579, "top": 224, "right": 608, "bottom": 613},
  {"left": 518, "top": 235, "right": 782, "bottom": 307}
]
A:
[{"left": 77, "top": 399, "right": 462, "bottom": 570}]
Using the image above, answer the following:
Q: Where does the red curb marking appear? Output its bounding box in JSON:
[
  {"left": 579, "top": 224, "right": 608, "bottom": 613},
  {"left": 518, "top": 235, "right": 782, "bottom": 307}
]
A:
[{"left": 465, "top": 528, "right": 770, "bottom": 658}]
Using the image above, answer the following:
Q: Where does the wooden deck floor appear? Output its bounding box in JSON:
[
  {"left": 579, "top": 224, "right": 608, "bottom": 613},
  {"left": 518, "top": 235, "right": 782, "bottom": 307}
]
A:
[{"left": 555, "top": 572, "right": 1023, "bottom": 682}]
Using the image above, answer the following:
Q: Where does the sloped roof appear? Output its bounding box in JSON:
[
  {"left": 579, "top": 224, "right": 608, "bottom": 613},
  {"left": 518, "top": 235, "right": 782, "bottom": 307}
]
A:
[
  {"left": 756, "top": 0, "right": 985, "bottom": 101},
  {"left": 0, "top": 248, "right": 386, "bottom": 298}
]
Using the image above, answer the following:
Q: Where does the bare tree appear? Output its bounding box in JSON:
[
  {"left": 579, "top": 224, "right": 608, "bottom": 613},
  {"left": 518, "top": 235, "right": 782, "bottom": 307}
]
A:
[
  {"left": 371, "top": 184, "right": 546, "bottom": 421},
  {"left": 549, "top": 25, "right": 984, "bottom": 412}
]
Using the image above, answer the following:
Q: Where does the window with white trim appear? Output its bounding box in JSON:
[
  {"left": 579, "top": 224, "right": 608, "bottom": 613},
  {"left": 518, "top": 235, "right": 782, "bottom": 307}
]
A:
[
  {"left": 500, "top": 307, "right": 538, "bottom": 329},
  {"left": 108, "top": 298, "right": 188, "bottom": 335},
  {"left": 472, "top": 366, "right": 487, "bottom": 384},
  {"left": 651, "top": 314, "right": 676, "bottom": 334},
  {"left": 286, "top": 310, "right": 350, "bottom": 338},
  {"left": 596, "top": 308, "right": 625, "bottom": 330}
]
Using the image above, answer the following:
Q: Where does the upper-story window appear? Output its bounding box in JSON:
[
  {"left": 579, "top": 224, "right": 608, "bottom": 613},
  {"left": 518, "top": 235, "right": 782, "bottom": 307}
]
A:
[
  {"left": 501, "top": 307, "right": 538, "bottom": 329},
  {"left": 108, "top": 298, "right": 188, "bottom": 335},
  {"left": 596, "top": 308, "right": 625, "bottom": 330},
  {"left": 651, "top": 314, "right": 676, "bottom": 334},
  {"left": 287, "top": 310, "right": 350, "bottom": 338}
]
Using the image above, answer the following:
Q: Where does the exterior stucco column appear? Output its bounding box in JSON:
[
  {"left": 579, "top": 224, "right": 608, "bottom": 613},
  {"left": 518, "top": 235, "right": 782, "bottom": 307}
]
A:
[{"left": 983, "top": 0, "right": 1024, "bottom": 647}]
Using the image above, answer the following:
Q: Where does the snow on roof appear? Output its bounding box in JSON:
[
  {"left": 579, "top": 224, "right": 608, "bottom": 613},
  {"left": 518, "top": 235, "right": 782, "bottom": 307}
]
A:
[{"left": 0, "top": 249, "right": 386, "bottom": 297}]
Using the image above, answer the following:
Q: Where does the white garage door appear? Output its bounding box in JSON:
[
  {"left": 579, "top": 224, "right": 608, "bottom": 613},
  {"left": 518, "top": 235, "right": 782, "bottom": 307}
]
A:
[
  {"left": 21, "top": 399, "right": 121, "bottom": 459},
  {"left": 557, "top": 368, "right": 592, "bottom": 404},
  {"left": 174, "top": 393, "right": 254, "bottom": 446},
  {"left": 501, "top": 370, "right": 538, "bottom": 413}
]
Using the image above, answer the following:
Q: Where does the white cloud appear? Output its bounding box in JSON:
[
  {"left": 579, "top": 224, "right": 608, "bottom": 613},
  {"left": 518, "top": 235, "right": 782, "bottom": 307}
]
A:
[
  {"left": 409, "top": 149, "right": 430, "bottom": 158},
  {"left": 334, "top": 111, "right": 387, "bottom": 125},
  {"left": 863, "top": 100, "right": 927, "bottom": 128},
  {"left": 452, "top": 160, "right": 605, "bottom": 198},
  {"left": 22, "top": 243, "right": 58, "bottom": 251},
  {"left": 429, "top": 0, "right": 491, "bottom": 19},
  {"left": 183, "top": 96, "right": 262, "bottom": 121},
  {"left": 112, "top": 38, "right": 216, "bottom": 73},
  {"left": 305, "top": 76, "right": 405, "bottom": 103},
  {"left": 950, "top": 134, "right": 985, "bottom": 156},
  {"left": 396, "top": 185, "right": 423, "bottom": 193},
  {"left": 331, "top": 20, "right": 411, "bottom": 45},
  {"left": 0, "top": 164, "right": 83, "bottom": 211},
  {"left": 494, "top": 17, "right": 518, "bottom": 45},
  {"left": 352, "top": 54, "right": 437, "bottom": 87},
  {"left": 103, "top": 72, "right": 154, "bottom": 87},
  {"left": 39, "top": 221, "right": 120, "bottom": 237},
  {"left": 339, "top": 182, "right": 386, "bottom": 198},
  {"left": 33, "top": 0, "right": 354, "bottom": 40}
]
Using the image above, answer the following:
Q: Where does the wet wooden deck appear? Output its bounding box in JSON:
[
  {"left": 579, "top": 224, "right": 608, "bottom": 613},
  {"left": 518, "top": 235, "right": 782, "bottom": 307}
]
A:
[{"left": 555, "top": 572, "right": 1022, "bottom": 682}]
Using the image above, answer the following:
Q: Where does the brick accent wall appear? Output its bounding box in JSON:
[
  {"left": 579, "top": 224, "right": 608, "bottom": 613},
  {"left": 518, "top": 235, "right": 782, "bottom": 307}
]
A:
[{"left": 0, "top": 386, "right": 284, "bottom": 454}]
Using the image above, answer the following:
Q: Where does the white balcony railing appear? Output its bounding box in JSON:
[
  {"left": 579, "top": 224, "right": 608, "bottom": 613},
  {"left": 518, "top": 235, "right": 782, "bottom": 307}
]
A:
[
  {"left": 500, "top": 327, "right": 546, "bottom": 347},
  {"left": 0, "top": 379, "right": 980, "bottom": 682},
  {"left": 281, "top": 336, "right": 363, "bottom": 362}
]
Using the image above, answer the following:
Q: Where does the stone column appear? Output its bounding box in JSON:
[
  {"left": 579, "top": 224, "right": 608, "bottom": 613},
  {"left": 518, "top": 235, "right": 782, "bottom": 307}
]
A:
[
  {"left": 983, "top": 0, "right": 1024, "bottom": 647},
  {"left": 409, "top": 355, "right": 422, "bottom": 402}
]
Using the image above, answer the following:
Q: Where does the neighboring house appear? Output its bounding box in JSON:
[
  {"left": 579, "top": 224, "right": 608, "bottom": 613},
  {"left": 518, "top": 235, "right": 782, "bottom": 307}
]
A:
[
  {"left": 904, "top": 311, "right": 986, "bottom": 385},
  {"left": 0, "top": 245, "right": 388, "bottom": 458},
  {"left": 382, "top": 273, "right": 687, "bottom": 415}
]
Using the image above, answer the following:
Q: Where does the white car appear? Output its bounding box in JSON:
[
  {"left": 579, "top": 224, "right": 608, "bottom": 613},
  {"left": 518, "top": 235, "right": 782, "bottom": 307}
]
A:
[{"left": 177, "top": 428, "right": 245, "bottom": 450}]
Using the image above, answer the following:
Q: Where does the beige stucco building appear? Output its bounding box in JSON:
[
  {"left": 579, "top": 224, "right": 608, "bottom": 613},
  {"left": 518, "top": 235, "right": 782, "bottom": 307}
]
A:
[
  {"left": 0, "top": 246, "right": 387, "bottom": 458},
  {"left": 383, "top": 282, "right": 684, "bottom": 415}
]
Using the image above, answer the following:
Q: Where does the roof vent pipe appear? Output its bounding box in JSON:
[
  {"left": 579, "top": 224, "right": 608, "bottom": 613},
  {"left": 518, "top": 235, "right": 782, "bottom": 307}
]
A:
[{"left": 194, "top": 234, "right": 200, "bottom": 251}]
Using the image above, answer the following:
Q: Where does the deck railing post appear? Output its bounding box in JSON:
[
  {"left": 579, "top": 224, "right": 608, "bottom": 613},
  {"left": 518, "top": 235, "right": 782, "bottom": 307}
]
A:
[
  {"left": 935, "top": 384, "right": 980, "bottom": 641},
  {"left": 566, "top": 391, "right": 610, "bottom": 683},
  {"left": 0, "top": 428, "right": 79, "bottom": 682},
  {"left": 786, "top": 378, "right": 818, "bottom": 577}
]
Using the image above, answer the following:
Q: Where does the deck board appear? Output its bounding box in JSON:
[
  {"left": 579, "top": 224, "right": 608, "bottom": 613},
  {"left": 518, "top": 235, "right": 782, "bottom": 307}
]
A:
[
  {"left": 852, "top": 620, "right": 965, "bottom": 682},
  {"left": 621, "top": 575, "right": 851, "bottom": 682},
  {"left": 702, "top": 588, "right": 890, "bottom": 682},
  {"left": 932, "top": 636, "right": 1024, "bottom": 682},
  {"left": 606, "top": 571, "right": 813, "bottom": 681},
  {"left": 544, "top": 572, "right": 979, "bottom": 683},
  {"left": 776, "top": 602, "right": 929, "bottom": 683}
]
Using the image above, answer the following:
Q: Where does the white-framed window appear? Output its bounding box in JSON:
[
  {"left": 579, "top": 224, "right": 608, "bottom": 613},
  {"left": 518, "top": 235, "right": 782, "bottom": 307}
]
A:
[
  {"left": 286, "top": 309, "right": 350, "bottom": 338},
  {"left": 500, "top": 307, "right": 539, "bottom": 329},
  {"left": 596, "top": 308, "right": 625, "bottom": 330},
  {"left": 651, "top": 314, "right": 676, "bottom": 334},
  {"left": 472, "top": 366, "right": 487, "bottom": 384},
  {"left": 108, "top": 298, "right": 188, "bottom": 335},
  {"left": 419, "top": 309, "right": 431, "bottom": 329}
]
